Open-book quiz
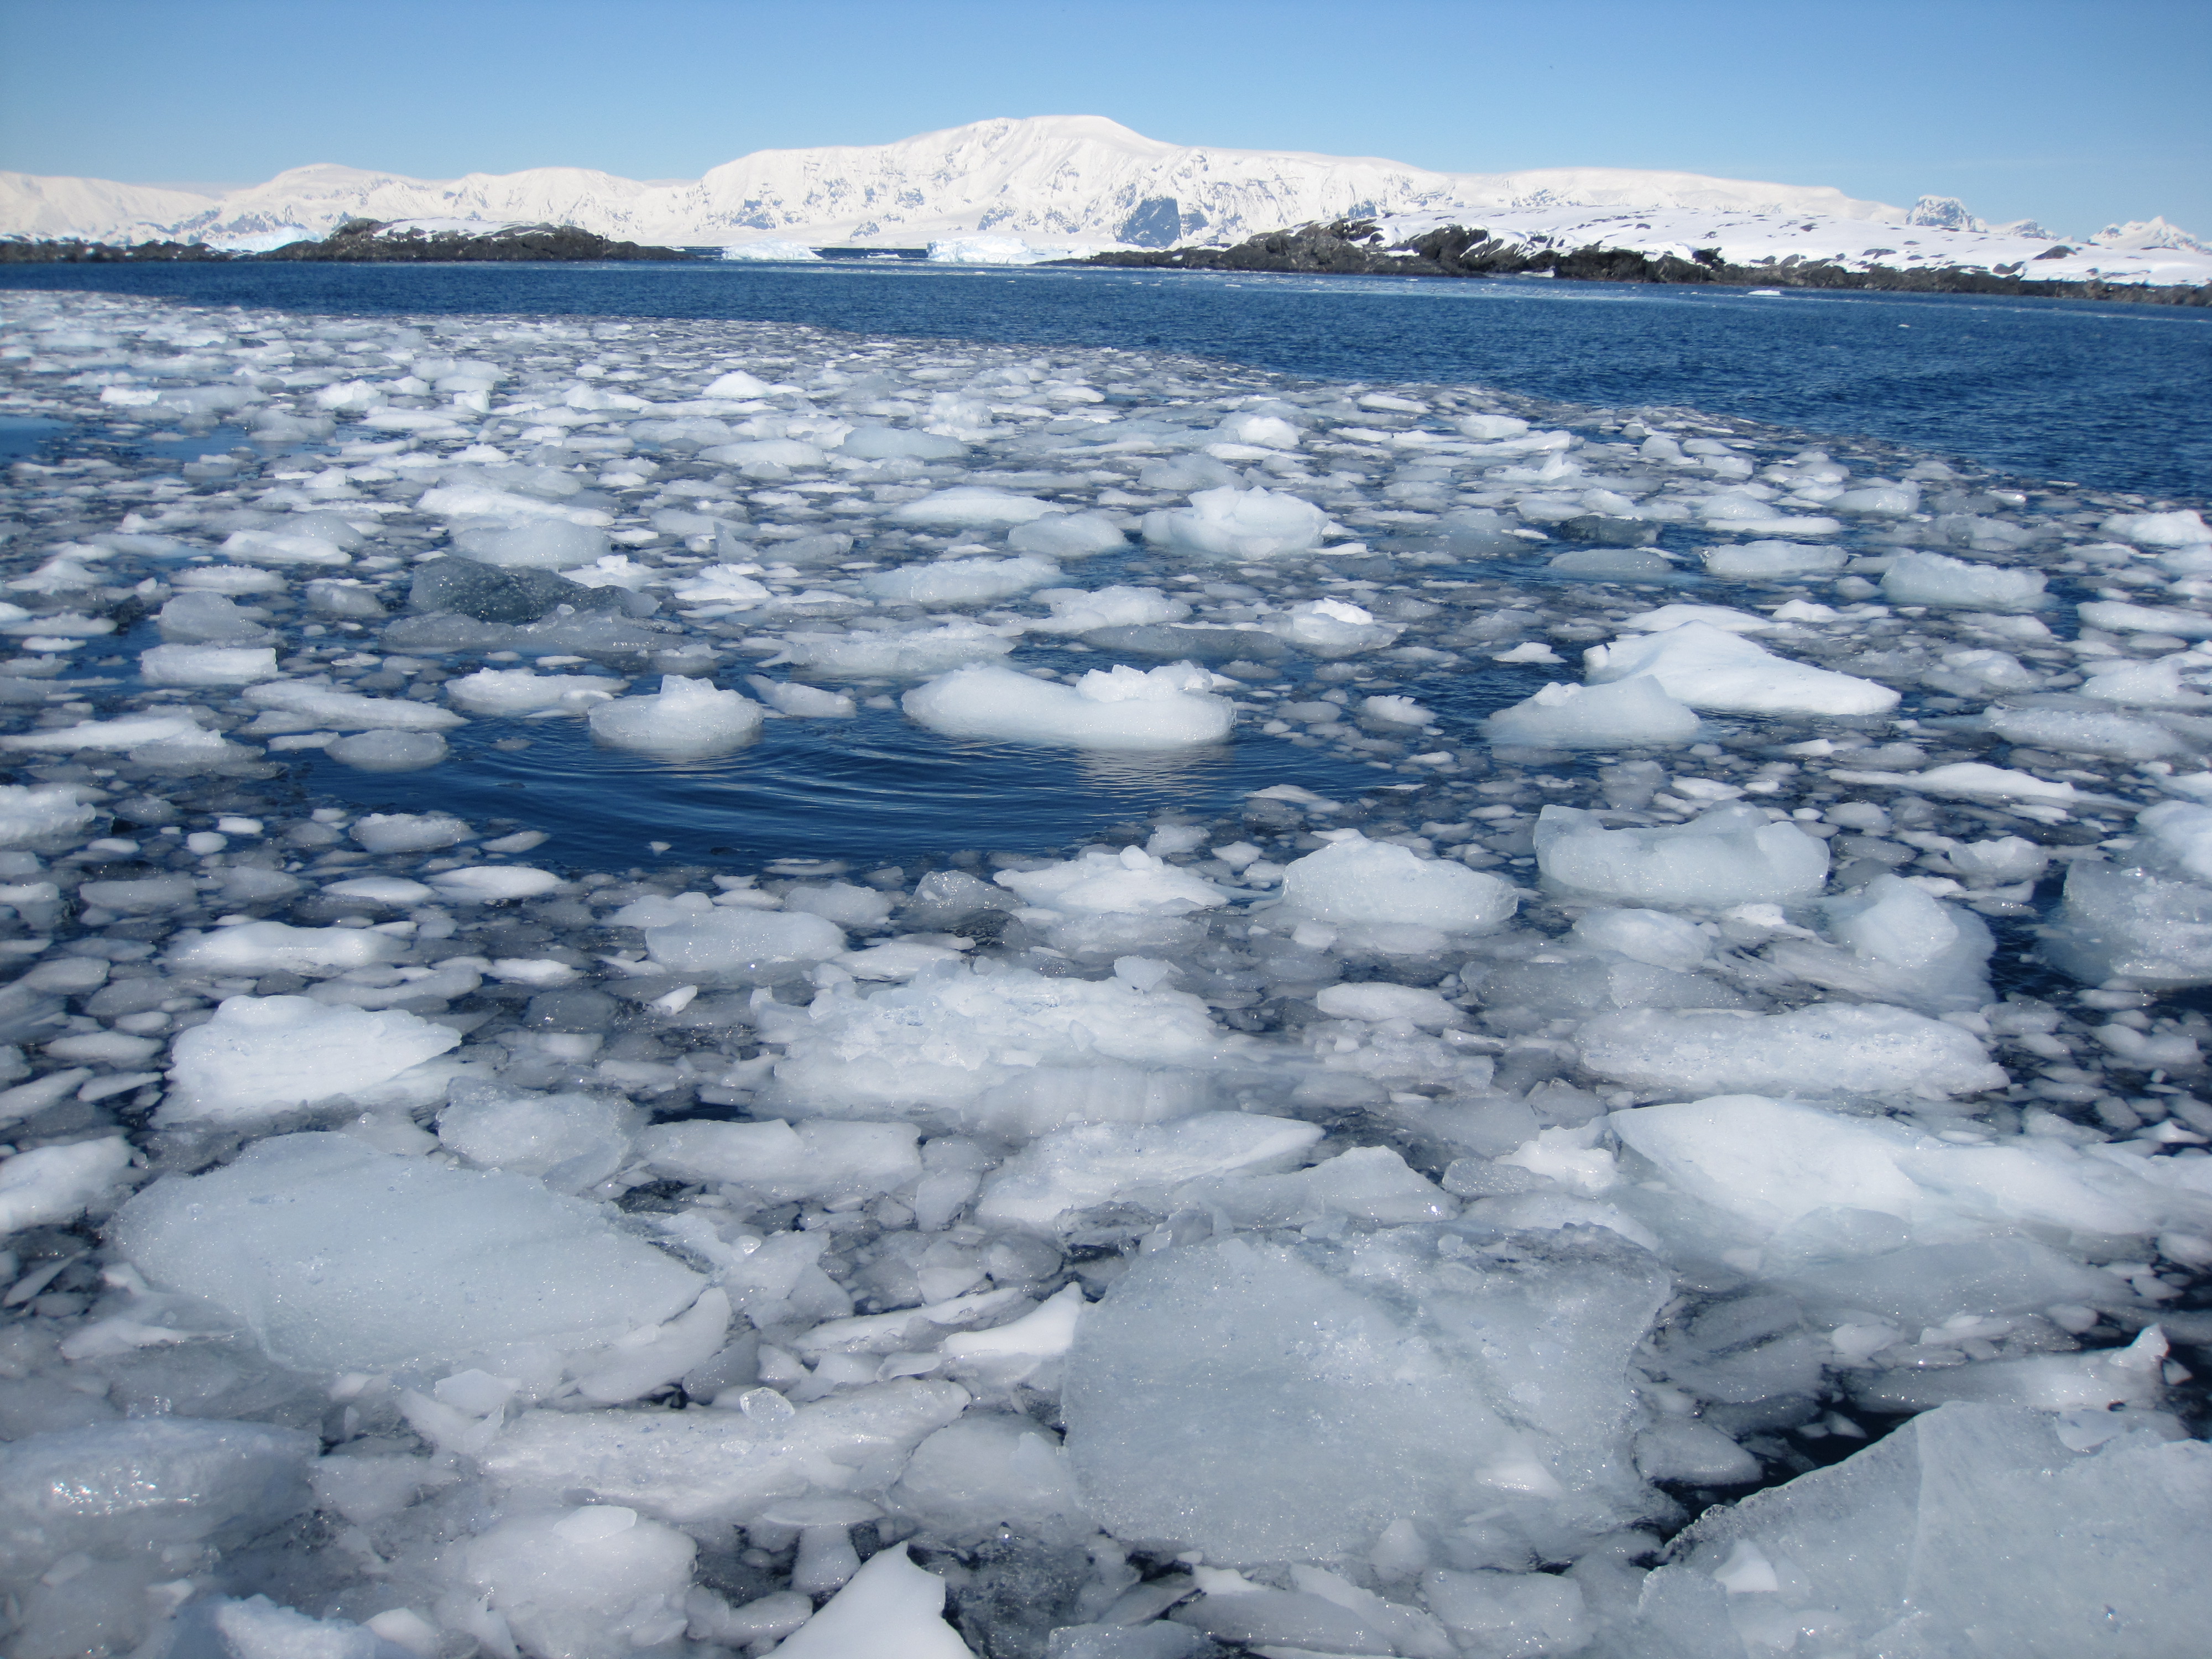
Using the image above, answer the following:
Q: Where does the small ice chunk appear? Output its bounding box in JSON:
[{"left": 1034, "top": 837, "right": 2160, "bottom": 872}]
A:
[
  {"left": 353, "top": 813, "right": 472, "bottom": 853},
  {"left": 1571, "top": 908, "right": 1712, "bottom": 972},
  {"left": 747, "top": 676, "right": 855, "bottom": 717},
  {"left": 863, "top": 554, "right": 1060, "bottom": 606},
  {"left": 243, "top": 681, "right": 465, "bottom": 732},
  {"left": 840, "top": 425, "right": 967, "bottom": 461},
  {"left": 1006, "top": 512, "right": 1128, "bottom": 559},
  {"left": 1024, "top": 586, "right": 1191, "bottom": 634},
  {"left": 1535, "top": 804, "right": 1829, "bottom": 907},
  {"left": 642, "top": 905, "right": 844, "bottom": 980},
  {"left": 1579, "top": 1004, "right": 2006, "bottom": 1099},
  {"left": 114, "top": 1133, "right": 703, "bottom": 1373},
  {"left": 1700, "top": 540, "right": 1848, "bottom": 579},
  {"left": 451, "top": 1506, "right": 695, "bottom": 1659},
  {"left": 772, "top": 1543, "right": 977, "bottom": 1659},
  {"left": 1141, "top": 486, "right": 1328, "bottom": 560},
  {"left": 0, "top": 1136, "right": 134, "bottom": 1235},
  {"left": 154, "top": 590, "right": 273, "bottom": 643},
  {"left": 158, "top": 995, "right": 461, "bottom": 1125},
  {"left": 430, "top": 865, "right": 562, "bottom": 902},
  {"left": 995, "top": 846, "right": 1228, "bottom": 918},
  {"left": 1276, "top": 835, "right": 1517, "bottom": 933},
  {"left": 1264, "top": 598, "right": 1400, "bottom": 658},
  {"left": 1585, "top": 622, "right": 1898, "bottom": 716},
  {"left": 169, "top": 920, "right": 404, "bottom": 975},
  {"left": 1881, "top": 551, "right": 2047, "bottom": 609},
  {"left": 138, "top": 644, "right": 280, "bottom": 686},
  {"left": 2104, "top": 509, "right": 2211, "bottom": 547},
  {"left": 975, "top": 1113, "right": 1323, "bottom": 1230},
  {"left": 774, "top": 620, "right": 1014, "bottom": 679},
  {"left": 904, "top": 661, "right": 1234, "bottom": 749},
  {"left": 588, "top": 675, "right": 763, "bottom": 755},
  {"left": 0, "top": 783, "right": 96, "bottom": 848},
  {"left": 438, "top": 1086, "right": 635, "bottom": 1192},
  {"left": 1485, "top": 677, "right": 1701, "bottom": 748},
  {"left": 447, "top": 667, "right": 622, "bottom": 716},
  {"left": 891, "top": 487, "right": 1059, "bottom": 528},
  {"left": 637, "top": 1118, "right": 920, "bottom": 1204},
  {"left": 1313, "top": 982, "right": 1464, "bottom": 1027}
]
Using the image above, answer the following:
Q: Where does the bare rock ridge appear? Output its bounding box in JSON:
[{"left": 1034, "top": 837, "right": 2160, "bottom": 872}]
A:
[{"left": 0, "top": 218, "right": 686, "bottom": 264}]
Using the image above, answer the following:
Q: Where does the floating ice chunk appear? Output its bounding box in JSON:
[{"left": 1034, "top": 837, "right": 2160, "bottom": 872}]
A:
[
  {"left": 1881, "top": 551, "right": 2047, "bottom": 610},
  {"left": 115, "top": 1133, "right": 702, "bottom": 1373},
  {"left": 0, "top": 1136, "right": 133, "bottom": 1235},
  {"left": 891, "top": 487, "right": 1060, "bottom": 528},
  {"left": 2, "top": 712, "right": 210, "bottom": 753},
  {"left": 474, "top": 1380, "right": 969, "bottom": 1524},
  {"left": 1828, "top": 759, "right": 2081, "bottom": 805},
  {"left": 1024, "top": 586, "right": 1191, "bottom": 633},
  {"left": 786, "top": 881, "right": 894, "bottom": 927},
  {"left": 243, "top": 681, "right": 466, "bottom": 732},
  {"left": 220, "top": 529, "right": 351, "bottom": 566},
  {"left": 1062, "top": 1227, "right": 1669, "bottom": 1565},
  {"left": 1485, "top": 677, "right": 1702, "bottom": 748},
  {"left": 154, "top": 590, "right": 272, "bottom": 644},
  {"left": 430, "top": 865, "right": 562, "bottom": 902},
  {"left": 1994, "top": 700, "right": 2193, "bottom": 760},
  {"left": 1006, "top": 511, "right": 1127, "bottom": 558},
  {"left": 743, "top": 676, "right": 856, "bottom": 717},
  {"left": 996, "top": 845, "right": 1228, "bottom": 919},
  {"left": 2103, "top": 508, "right": 2212, "bottom": 546},
  {"left": 420, "top": 484, "right": 613, "bottom": 530},
  {"left": 765, "top": 963, "right": 1226, "bottom": 1135},
  {"left": 1851, "top": 1326, "right": 2172, "bottom": 1413},
  {"left": 840, "top": 425, "right": 967, "bottom": 461},
  {"left": 1580, "top": 1004, "right": 2005, "bottom": 1099},
  {"left": 1276, "top": 835, "right": 1517, "bottom": 937},
  {"left": 1264, "top": 597, "right": 1400, "bottom": 658},
  {"left": 700, "top": 368, "right": 779, "bottom": 398},
  {"left": 700, "top": 437, "right": 825, "bottom": 469},
  {"left": 642, "top": 904, "right": 844, "bottom": 981},
  {"left": 838, "top": 940, "right": 969, "bottom": 980},
  {"left": 2079, "top": 652, "right": 2212, "bottom": 707},
  {"left": 1536, "top": 804, "right": 1829, "bottom": 907},
  {"left": 446, "top": 666, "right": 622, "bottom": 715},
  {"left": 1459, "top": 414, "right": 1530, "bottom": 440},
  {"left": 450, "top": 1506, "right": 695, "bottom": 1659},
  {"left": 1314, "top": 982, "right": 1464, "bottom": 1027},
  {"left": 773, "top": 1542, "right": 977, "bottom": 1659},
  {"left": 975, "top": 1113, "right": 1323, "bottom": 1230},
  {"left": 1764, "top": 875, "right": 1995, "bottom": 1013},
  {"left": 773, "top": 620, "right": 1015, "bottom": 678},
  {"left": 1627, "top": 1405, "right": 2212, "bottom": 1658},
  {"left": 885, "top": 1412, "right": 1091, "bottom": 1545},
  {"left": 588, "top": 675, "right": 763, "bottom": 755},
  {"left": 863, "top": 554, "right": 1061, "bottom": 606},
  {"left": 721, "top": 239, "right": 821, "bottom": 262},
  {"left": 1215, "top": 411, "right": 1302, "bottom": 449},
  {"left": 334, "top": 727, "right": 448, "bottom": 770},
  {"left": 158, "top": 995, "right": 461, "bottom": 1125},
  {"left": 2044, "top": 862, "right": 2212, "bottom": 988},
  {"left": 169, "top": 919, "right": 403, "bottom": 975},
  {"left": 1943, "top": 835, "right": 2049, "bottom": 888},
  {"left": 0, "top": 1418, "right": 314, "bottom": 1620},
  {"left": 1700, "top": 539, "right": 1848, "bottom": 579},
  {"left": 1585, "top": 622, "right": 1897, "bottom": 716},
  {"left": 352, "top": 812, "right": 471, "bottom": 852},
  {"left": 0, "top": 782, "right": 96, "bottom": 848},
  {"left": 1571, "top": 908, "right": 1713, "bottom": 972},
  {"left": 169, "top": 1597, "right": 413, "bottom": 1659},
  {"left": 904, "top": 661, "right": 1234, "bottom": 749},
  {"left": 438, "top": 1086, "right": 635, "bottom": 1192},
  {"left": 928, "top": 235, "right": 1058, "bottom": 264},
  {"left": 450, "top": 518, "right": 609, "bottom": 570},
  {"left": 637, "top": 1118, "right": 920, "bottom": 1203},
  {"left": 137, "top": 643, "right": 279, "bottom": 686},
  {"left": 2074, "top": 598, "right": 2212, "bottom": 638},
  {"left": 670, "top": 564, "right": 771, "bottom": 609},
  {"left": 1141, "top": 486, "right": 1328, "bottom": 560}
]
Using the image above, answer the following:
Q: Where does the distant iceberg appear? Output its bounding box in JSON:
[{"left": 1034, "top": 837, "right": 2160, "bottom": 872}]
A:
[
  {"left": 928, "top": 236, "right": 1088, "bottom": 265},
  {"left": 719, "top": 239, "right": 822, "bottom": 262},
  {"left": 204, "top": 225, "right": 316, "bottom": 253}
]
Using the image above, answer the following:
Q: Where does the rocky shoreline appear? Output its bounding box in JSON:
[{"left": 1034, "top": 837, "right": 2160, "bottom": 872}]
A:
[
  {"left": 0, "top": 219, "right": 689, "bottom": 264},
  {"left": 1068, "top": 217, "right": 2212, "bottom": 306}
]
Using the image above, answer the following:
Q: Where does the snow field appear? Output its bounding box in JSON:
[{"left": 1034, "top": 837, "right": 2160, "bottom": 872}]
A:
[{"left": 0, "top": 289, "right": 2205, "bottom": 1658}]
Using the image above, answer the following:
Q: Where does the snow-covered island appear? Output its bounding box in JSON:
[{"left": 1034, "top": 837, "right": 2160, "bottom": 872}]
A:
[{"left": 4, "top": 116, "right": 2206, "bottom": 296}]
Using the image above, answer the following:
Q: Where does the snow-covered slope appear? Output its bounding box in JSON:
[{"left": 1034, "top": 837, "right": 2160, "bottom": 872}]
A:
[
  {"left": 2, "top": 114, "right": 2203, "bottom": 286},
  {"left": 1368, "top": 201, "right": 2212, "bottom": 288},
  {"left": 2, "top": 115, "right": 1902, "bottom": 251}
]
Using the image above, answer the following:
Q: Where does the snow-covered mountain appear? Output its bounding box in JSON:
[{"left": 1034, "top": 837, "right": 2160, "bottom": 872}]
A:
[
  {"left": 1, "top": 114, "right": 1905, "bottom": 251},
  {"left": 2, "top": 114, "right": 2203, "bottom": 286}
]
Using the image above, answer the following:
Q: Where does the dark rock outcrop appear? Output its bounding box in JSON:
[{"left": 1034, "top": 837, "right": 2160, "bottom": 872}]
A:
[
  {"left": 258, "top": 219, "right": 688, "bottom": 262},
  {"left": 1070, "top": 218, "right": 2211, "bottom": 305}
]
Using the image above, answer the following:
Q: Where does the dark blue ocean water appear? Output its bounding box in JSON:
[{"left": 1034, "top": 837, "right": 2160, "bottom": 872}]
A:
[{"left": 3, "top": 259, "right": 2206, "bottom": 502}]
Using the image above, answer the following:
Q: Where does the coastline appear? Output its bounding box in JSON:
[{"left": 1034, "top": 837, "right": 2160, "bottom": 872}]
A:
[{"left": 1066, "top": 218, "right": 2212, "bottom": 307}]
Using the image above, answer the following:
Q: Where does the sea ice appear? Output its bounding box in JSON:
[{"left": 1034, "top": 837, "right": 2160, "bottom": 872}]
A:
[
  {"left": 588, "top": 675, "right": 763, "bottom": 754},
  {"left": 1578, "top": 1004, "right": 2006, "bottom": 1099},
  {"left": 157, "top": 995, "right": 461, "bottom": 1125},
  {"left": 1584, "top": 622, "right": 1897, "bottom": 716},
  {"left": 1141, "top": 486, "right": 1329, "bottom": 559},
  {"left": 904, "top": 661, "right": 1235, "bottom": 749},
  {"left": 1485, "top": 677, "right": 1702, "bottom": 748},
  {"left": 1535, "top": 804, "right": 1829, "bottom": 907},
  {"left": 114, "top": 1132, "right": 704, "bottom": 1374}
]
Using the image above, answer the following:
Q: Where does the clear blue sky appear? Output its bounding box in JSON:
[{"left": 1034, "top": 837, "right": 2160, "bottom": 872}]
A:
[{"left": 2, "top": 0, "right": 2205, "bottom": 235}]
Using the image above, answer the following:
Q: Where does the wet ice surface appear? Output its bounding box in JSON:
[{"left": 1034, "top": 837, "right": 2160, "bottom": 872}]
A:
[{"left": 0, "top": 288, "right": 2208, "bottom": 1658}]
